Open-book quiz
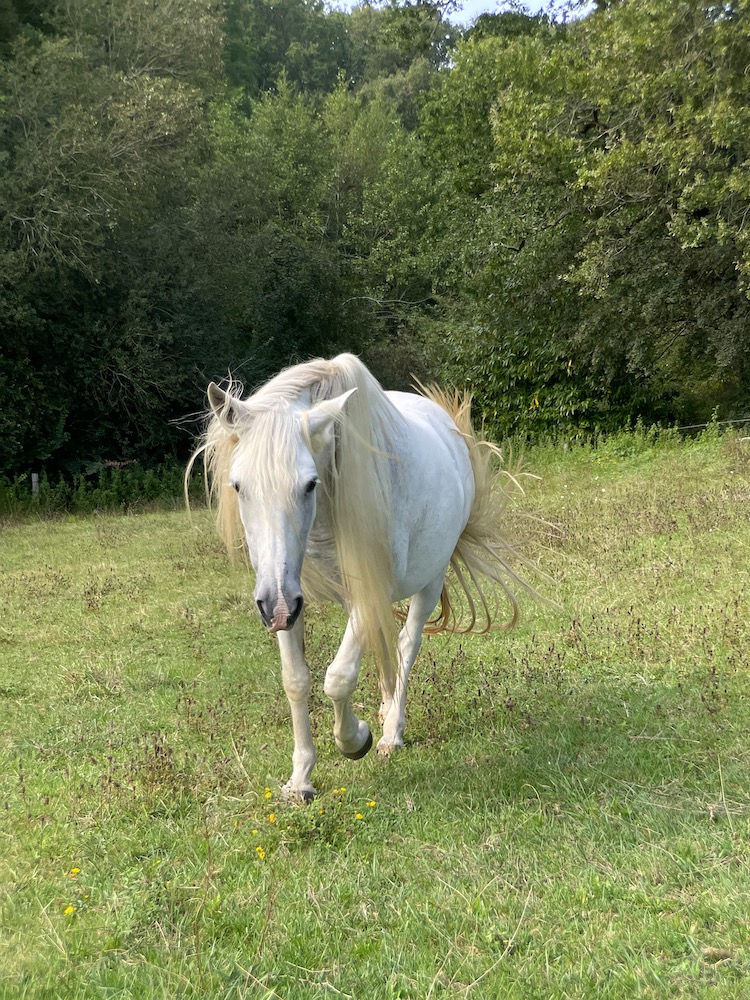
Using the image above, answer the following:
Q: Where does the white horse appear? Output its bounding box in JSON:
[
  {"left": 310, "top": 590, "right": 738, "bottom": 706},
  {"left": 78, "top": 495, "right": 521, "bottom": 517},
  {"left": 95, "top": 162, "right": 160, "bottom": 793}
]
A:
[{"left": 190, "top": 353, "right": 527, "bottom": 800}]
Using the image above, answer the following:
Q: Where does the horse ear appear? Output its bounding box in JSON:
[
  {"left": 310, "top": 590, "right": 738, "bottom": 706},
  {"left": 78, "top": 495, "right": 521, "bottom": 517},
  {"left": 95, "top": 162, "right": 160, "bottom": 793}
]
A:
[
  {"left": 306, "top": 387, "right": 358, "bottom": 451},
  {"left": 207, "top": 382, "right": 250, "bottom": 431}
]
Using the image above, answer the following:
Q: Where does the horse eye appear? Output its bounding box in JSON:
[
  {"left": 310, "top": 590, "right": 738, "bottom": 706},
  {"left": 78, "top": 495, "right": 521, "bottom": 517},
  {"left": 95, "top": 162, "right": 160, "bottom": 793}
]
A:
[
  {"left": 231, "top": 482, "right": 240, "bottom": 493},
  {"left": 305, "top": 479, "right": 318, "bottom": 495}
]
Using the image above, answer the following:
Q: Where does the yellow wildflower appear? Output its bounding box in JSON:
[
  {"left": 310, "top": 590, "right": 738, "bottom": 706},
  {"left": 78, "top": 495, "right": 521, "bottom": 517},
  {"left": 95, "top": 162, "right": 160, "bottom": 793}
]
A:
[
  {"left": 366, "top": 800, "right": 376, "bottom": 808},
  {"left": 268, "top": 813, "right": 276, "bottom": 824},
  {"left": 264, "top": 787, "right": 272, "bottom": 799},
  {"left": 64, "top": 905, "right": 76, "bottom": 915},
  {"left": 355, "top": 813, "right": 364, "bottom": 821},
  {"left": 68, "top": 867, "right": 80, "bottom": 878},
  {"left": 255, "top": 845, "right": 266, "bottom": 859}
]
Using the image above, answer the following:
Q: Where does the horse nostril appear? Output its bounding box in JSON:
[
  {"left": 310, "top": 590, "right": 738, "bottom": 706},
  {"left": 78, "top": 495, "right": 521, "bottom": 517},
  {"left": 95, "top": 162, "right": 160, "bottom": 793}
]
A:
[
  {"left": 256, "top": 598, "right": 271, "bottom": 626},
  {"left": 287, "top": 595, "right": 304, "bottom": 628}
]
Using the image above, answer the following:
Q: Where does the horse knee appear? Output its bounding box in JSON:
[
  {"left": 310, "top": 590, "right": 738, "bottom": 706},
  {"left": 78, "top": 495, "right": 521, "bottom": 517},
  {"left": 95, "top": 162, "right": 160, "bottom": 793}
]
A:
[
  {"left": 323, "top": 661, "right": 359, "bottom": 702},
  {"left": 282, "top": 669, "right": 311, "bottom": 703}
]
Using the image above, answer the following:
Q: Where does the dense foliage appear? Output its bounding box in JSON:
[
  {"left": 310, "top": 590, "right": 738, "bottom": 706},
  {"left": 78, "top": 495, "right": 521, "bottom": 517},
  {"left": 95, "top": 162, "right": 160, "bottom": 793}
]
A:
[{"left": 1, "top": 0, "right": 749, "bottom": 476}]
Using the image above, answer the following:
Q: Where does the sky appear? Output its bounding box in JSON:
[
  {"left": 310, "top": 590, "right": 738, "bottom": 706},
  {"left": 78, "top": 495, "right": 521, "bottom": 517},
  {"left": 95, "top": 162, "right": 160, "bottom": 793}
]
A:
[
  {"left": 330, "top": 1, "right": 595, "bottom": 32},
  {"left": 332, "top": 1, "right": 593, "bottom": 30},
  {"left": 450, "top": 0, "right": 547, "bottom": 23},
  {"left": 447, "top": 1, "right": 592, "bottom": 27}
]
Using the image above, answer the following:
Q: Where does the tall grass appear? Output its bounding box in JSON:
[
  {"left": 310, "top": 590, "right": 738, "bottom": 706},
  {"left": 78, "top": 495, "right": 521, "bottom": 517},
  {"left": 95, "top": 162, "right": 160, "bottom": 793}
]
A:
[
  {"left": 0, "top": 461, "right": 204, "bottom": 518},
  {"left": 1, "top": 429, "right": 749, "bottom": 998}
]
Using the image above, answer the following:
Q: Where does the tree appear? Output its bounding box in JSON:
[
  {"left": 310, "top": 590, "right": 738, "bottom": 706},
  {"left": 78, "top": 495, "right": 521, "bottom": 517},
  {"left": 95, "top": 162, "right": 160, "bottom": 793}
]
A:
[
  {"left": 0, "top": 1, "right": 223, "bottom": 473},
  {"left": 433, "top": 1, "right": 750, "bottom": 431},
  {"left": 0, "top": 0, "right": 52, "bottom": 56},
  {"left": 551, "top": 0, "right": 750, "bottom": 418},
  {"left": 181, "top": 84, "right": 355, "bottom": 386},
  {"left": 224, "top": 0, "right": 350, "bottom": 96}
]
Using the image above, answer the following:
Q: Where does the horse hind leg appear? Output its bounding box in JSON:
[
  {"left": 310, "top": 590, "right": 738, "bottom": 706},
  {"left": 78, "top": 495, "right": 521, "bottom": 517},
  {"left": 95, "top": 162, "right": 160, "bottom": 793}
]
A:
[
  {"left": 378, "top": 628, "right": 394, "bottom": 725},
  {"left": 377, "top": 574, "right": 445, "bottom": 756},
  {"left": 324, "top": 616, "right": 373, "bottom": 760}
]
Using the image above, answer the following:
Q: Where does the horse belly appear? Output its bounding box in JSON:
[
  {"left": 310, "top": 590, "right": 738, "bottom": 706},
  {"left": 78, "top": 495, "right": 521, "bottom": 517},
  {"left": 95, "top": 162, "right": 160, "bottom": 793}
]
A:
[{"left": 391, "top": 499, "right": 466, "bottom": 600}]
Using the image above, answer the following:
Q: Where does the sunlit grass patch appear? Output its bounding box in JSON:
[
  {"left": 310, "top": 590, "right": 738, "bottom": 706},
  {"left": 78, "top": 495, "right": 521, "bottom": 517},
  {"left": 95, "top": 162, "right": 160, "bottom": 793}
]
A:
[{"left": 1, "top": 431, "right": 749, "bottom": 997}]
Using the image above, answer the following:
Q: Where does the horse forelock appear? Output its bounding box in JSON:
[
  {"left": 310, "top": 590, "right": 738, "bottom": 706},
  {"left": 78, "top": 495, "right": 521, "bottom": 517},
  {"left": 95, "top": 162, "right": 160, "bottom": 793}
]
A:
[{"left": 232, "top": 405, "right": 303, "bottom": 506}]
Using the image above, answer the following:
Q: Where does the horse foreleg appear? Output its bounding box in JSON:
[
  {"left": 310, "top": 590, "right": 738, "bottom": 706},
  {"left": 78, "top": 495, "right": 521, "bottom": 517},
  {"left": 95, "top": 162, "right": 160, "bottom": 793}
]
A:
[
  {"left": 377, "top": 575, "right": 445, "bottom": 756},
  {"left": 277, "top": 617, "right": 317, "bottom": 801},
  {"left": 324, "top": 616, "right": 372, "bottom": 760}
]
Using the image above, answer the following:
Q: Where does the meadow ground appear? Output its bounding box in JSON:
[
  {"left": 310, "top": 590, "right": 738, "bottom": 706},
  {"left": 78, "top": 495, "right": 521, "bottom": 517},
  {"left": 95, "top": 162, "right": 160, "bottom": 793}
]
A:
[{"left": 1, "top": 428, "right": 749, "bottom": 999}]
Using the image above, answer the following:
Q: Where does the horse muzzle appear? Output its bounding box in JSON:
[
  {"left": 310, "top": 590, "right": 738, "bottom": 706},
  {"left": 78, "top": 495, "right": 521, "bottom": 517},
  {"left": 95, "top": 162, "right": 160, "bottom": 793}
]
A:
[{"left": 256, "top": 594, "right": 304, "bottom": 633}]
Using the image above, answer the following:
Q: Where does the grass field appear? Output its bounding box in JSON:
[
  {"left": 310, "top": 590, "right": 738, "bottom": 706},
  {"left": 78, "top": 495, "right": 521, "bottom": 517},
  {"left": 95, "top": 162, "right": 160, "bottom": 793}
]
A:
[{"left": 1, "top": 428, "right": 750, "bottom": 998}]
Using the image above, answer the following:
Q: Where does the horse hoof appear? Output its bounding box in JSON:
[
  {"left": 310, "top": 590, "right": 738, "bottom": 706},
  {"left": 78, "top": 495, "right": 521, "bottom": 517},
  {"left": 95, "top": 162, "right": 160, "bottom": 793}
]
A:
[
  {"left": 281, "top": 784, "right": 316, "bottom": 805},
  {"left": 340, "top": 729, "right": 373, "bottom": 761}
]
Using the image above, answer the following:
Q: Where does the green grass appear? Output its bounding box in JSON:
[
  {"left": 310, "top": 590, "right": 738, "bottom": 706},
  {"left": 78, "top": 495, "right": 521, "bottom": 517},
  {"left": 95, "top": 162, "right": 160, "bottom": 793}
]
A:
[{"left": 1, "top": 430, "right": 749, "bottom": 998}]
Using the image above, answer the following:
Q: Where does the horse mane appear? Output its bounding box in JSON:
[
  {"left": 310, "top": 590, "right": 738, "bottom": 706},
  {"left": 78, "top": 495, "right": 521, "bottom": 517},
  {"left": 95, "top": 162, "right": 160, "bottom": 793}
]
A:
[{"left": 187, "top": 353, "right": 403, "bottom": 694}]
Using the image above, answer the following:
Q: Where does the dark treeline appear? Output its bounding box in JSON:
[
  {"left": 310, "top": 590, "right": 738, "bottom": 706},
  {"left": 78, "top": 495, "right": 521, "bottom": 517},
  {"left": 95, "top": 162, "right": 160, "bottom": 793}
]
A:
[{"left": 1, "top": 0, "right": 749, "bottom": 477}]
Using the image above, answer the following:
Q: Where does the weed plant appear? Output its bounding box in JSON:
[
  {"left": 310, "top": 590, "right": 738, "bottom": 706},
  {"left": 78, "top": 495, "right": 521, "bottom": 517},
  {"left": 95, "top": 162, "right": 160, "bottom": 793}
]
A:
[{"left": 1, "top": 430, "right": 749, "bottom": 998}]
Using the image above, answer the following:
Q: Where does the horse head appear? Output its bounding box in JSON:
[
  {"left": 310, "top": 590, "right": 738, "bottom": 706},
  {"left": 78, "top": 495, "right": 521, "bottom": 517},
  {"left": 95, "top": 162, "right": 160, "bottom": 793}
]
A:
[{"left": 207, "top": 382, "right": 356, "bottom": 633}]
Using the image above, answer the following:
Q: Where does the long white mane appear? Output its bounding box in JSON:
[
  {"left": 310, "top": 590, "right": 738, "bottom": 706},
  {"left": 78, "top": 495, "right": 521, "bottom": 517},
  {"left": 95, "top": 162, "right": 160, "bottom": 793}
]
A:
[{"left": 189, "top": 354, "right": 404, "bottom": 690}]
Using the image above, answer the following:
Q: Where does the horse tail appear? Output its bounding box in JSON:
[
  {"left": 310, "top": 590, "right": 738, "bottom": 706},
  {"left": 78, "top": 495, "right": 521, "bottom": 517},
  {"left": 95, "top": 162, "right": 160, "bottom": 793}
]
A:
[{"left": 415, "top": 383, "right": 535, "bottom": 635}]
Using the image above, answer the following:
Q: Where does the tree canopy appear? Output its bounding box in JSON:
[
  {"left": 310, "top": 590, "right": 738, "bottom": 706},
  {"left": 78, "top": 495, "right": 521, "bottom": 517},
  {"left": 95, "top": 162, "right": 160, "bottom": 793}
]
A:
[{"left": 1, "top": 0, "right": 749, "bottom": 475}]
